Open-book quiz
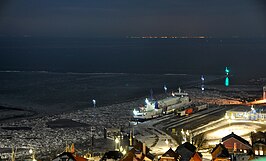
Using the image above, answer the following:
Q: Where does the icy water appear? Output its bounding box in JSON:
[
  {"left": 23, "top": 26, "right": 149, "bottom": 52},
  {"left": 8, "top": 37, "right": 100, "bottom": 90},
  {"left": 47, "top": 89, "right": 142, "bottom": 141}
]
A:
[
  {"left": 0, "top": 71, "right": 218, "bottom": 114},
  {"left": 0, "top": 37, "right": 265, "bottom": 115},
  {"left": 0, "top": 37, "right": 266, "bottom": 76}
]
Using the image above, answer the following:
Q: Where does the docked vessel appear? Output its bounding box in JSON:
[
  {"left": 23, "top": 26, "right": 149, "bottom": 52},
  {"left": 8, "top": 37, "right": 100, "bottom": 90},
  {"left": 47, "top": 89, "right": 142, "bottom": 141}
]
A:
[{"left": 133, "top": 88, "right": 191, "bottom": 121}]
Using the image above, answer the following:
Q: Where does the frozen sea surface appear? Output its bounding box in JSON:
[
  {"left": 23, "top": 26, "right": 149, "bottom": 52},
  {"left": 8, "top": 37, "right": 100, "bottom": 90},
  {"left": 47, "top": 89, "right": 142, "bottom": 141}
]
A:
[{"left": 0, "top": 71, "right": 220, "bottom": 115}]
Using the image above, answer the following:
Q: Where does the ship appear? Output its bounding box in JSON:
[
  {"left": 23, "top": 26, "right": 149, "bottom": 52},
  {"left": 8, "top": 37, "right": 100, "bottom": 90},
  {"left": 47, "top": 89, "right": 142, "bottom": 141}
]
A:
[{"left": 133, "top": 88, "right": 191, "bottom": 121}]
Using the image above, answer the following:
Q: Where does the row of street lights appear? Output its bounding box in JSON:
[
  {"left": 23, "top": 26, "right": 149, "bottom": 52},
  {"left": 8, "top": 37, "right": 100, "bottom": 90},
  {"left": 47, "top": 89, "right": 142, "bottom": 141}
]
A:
[{"left": 114, "top": 137, "right": 126, "bottom": 155}]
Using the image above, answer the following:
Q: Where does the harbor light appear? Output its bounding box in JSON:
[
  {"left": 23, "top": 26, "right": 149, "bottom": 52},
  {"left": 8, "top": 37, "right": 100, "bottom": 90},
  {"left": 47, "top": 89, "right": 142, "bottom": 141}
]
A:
[
  {"left": 133, "top": 109, "right": 138, "bottom": 116},
  {"left": 225, "top": 76, "right": 229, "bottom": 87},
  {"left": 201, "top": 75, "right": 205, "bottom": 81},
  {"left": 164, "top": 85, "right": 167, "bottom": 93},
  {"left": 201, "top": 85, "right": 205, "bottom": 91},
  {"left": 145, "top": 98, "right": 150, "bottom": 105},
  {"left": 92, "top": 99, "right": 96, "bottom": 107},
  {"left": 225, "top": 67, "right": 230, "bottom": 75}
]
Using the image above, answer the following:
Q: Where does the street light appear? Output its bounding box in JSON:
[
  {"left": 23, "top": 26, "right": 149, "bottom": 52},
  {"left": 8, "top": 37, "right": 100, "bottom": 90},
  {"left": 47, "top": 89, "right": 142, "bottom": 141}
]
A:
[
  {"left": 165, "top": 139, "right": 169, "bottom": 145},
  {"left": 186, "top": 130, "right": 189, "bottom": 136},
  {"left": 119, "top": 146, "right": 123, "bottom": 152},
  {"left": 115, "top": 137, "right": 120, "bottom": 151},
  {"left": 29, "top": 149, "right": 36, "bottom": 161},
  {"left": 122, "top": 149, "right": 126, "bottom": 155},
  {"left": 225, "top": 113, "right": 229, "bottom": 119},
  {"left": 181, "top": 129, "right": 187, "bottom": 144}
]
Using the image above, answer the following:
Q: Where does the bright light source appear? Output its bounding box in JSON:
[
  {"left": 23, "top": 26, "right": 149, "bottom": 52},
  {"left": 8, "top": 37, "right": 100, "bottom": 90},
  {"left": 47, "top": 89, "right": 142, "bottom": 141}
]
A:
[
  {"left": 115, "top": 138, "right": 119, "bottom": 144},
  {"left": 225, "top": 113, "right": 229, "bottom": 119},
  {"left": 120, "top": 146, "right": 123, "bottom": 152},
  {"left": 133, "top": 109, "right": 138, "bottom": 116},
  {"left": 122, "top": 150, "right": 126, "bottom": 155},
  {"left": 92, "top": 99, "right": 96, "bottom": 107},
  {"left": 164, "top": 85, "right": 167, "bottom": 93},
  {"left": 29, "top": 149, "right": 33, "bottom": 154},
  {"left": 225, "top": 67, "right": 230, "bottom": 75},
  {"left": 165, "top": 139, "right": 169, "bottom": 145},
  {"left": 201, "top": 75, "right": 204, "bottom": 81},
  {"left": 186, "top": 130, "right": 189, "bottom": 136},
  {"left": 181, "top": 129, "right": 184, "bottom": 135},
  {"left": 225, "top": 77, "right": 229, "bottom": 87},
  {"left": 145, "top": 98, "right": 150, "bottom": 105}
]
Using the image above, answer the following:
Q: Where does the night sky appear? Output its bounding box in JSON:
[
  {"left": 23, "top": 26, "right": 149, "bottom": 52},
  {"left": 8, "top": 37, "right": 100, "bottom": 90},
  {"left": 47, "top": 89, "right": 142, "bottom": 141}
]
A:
[{"left": 0, "top": 0, "right": 265, "bottom": 38}]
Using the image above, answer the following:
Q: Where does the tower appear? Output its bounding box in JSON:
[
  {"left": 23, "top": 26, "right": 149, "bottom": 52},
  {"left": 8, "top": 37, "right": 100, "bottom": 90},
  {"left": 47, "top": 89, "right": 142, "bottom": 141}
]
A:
[{"left": 263, "top": 86, "right": 266, "bottom": 100}]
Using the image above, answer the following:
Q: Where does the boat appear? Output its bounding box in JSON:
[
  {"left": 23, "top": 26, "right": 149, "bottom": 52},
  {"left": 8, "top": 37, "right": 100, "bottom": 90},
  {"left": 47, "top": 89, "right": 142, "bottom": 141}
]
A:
[{"left": 133, "top": 88, "right": 191, "bottom": 121}]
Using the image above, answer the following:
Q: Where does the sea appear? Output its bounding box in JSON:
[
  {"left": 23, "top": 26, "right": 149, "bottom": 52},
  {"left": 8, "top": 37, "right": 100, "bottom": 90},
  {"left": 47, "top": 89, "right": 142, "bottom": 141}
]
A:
[{"left": 0, "top": 37, "right": 265, "bottom": 114}]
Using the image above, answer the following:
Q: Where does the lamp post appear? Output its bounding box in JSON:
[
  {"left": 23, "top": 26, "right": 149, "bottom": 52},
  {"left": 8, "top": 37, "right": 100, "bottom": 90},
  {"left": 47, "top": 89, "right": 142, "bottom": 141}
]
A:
[
  {"left": 201, "top": 75, "right": 205, "bottom": 92},
  {"left": 115, "top": 137, "right": 120, "bottom": 151},
  {"left": 181, "top": 129, "right": 186, "bottom": 144},
  {"left": 29, "top": 149, "right": 36, "bottom": 161}
]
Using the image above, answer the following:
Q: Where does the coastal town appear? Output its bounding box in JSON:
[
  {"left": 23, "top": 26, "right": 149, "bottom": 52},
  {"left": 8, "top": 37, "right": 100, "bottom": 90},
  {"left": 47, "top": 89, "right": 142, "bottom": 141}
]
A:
[{"left": 1, "top": 83, "right": 266, "bottom": 161}]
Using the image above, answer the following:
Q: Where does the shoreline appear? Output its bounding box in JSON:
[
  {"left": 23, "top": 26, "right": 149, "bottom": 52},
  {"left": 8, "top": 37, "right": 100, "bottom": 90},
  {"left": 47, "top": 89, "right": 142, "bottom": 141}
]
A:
[{"left": 0, "top": 84, "right": 264, "bottom": 160}]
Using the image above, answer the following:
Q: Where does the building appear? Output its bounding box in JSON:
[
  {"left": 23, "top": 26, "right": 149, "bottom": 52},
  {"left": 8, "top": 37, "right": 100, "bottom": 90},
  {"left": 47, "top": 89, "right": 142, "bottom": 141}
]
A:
[
  {"left": 189, "top": 152, "right": 202, "bottom": 161},
  {"left": 175, "top": 142, "right": 202, "bottom": 161},
  {"left": 100, "top": 151, "right": 123, "bottom": 161},
  {"left": 211, "top": 143, "right": 231, "bottom": 161},
  {"left": 120, "top": 142, "right": 154, "bottom": 161},
  {"left": 251, "top": 131, "right": 266, "bottom": 156},
  {"left": 222, "top": 132, "right": 252, "bottom": 154},
  {"left": 225, "top": 106, "right": 266, "bottom": 121},
  {"left": 159, "top": 148, "right": 181, "bottom": 161},
  {"left": 52, "top": 152, "right": 88, "bottom": 161},
  {"left": 120, "top": 148, "right": 154, "bottom": 161}
]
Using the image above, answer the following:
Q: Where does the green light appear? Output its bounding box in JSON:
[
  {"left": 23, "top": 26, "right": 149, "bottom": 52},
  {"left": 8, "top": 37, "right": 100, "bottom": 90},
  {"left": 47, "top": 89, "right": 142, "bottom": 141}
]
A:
[
  {"left": 225, "top": 77, "right": 229, "bottom": 87},
  {"left": 225, "top": 67, "right": 230, "bottom": 75}
]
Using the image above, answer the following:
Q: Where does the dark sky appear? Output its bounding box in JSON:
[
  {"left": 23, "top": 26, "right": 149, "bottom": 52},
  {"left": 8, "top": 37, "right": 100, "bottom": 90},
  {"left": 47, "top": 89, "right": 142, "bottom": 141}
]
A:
[{"left": 0, "top": 0, "right": 265, "bottom": 38}]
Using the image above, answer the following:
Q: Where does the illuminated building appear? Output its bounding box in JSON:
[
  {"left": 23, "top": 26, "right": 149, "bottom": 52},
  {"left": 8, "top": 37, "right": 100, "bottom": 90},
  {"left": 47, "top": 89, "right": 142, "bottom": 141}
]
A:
[
  {"left": 251, "top": 131, "right": 266, "bottom": 156},
  {"left": 159, "top": 148, "right": 181, "bottom": 161},
  {"left": 211, "top": 144, "right": 231, "bottom": 161},
  {"left": 222, "top": 132, "right": 252, "bottom": 154}
]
